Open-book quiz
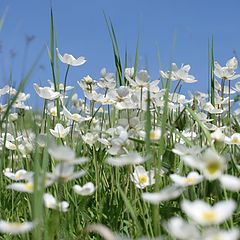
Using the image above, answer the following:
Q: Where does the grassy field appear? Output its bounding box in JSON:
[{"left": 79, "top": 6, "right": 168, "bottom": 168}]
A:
[{"left": 0, "top": 11, "right": 239, "bottom": 240}]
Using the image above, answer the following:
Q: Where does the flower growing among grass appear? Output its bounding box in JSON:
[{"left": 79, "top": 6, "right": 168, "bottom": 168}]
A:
[{"left": 181, "top": 199, "right": 236, "bottom": 225}]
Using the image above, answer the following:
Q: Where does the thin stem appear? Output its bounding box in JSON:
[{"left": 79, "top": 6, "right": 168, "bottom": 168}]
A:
[{"left": 64, "top": 64, "right": 70, "bottom": 95}]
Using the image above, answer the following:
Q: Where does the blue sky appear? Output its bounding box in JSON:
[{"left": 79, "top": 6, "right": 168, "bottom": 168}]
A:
[{"left": 1, "top": 0, "right": 240, "bottom": 106}]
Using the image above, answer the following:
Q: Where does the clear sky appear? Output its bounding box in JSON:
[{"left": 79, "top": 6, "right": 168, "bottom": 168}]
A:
[{"left": 1, "top": 0, "right": 240, "bottom": 106}]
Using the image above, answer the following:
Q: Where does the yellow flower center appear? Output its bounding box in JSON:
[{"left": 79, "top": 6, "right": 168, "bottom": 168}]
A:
[
  {"left": 202, "top": 210, "right": 217, "bottom": 222},
  {"left": 149, "top": 130, "right": 161, "bottom": 141},
  {"left": 184, "top": 177, "right": 196, "bottom": 184},
  {"left": 25, "top": 182, "right": 33, "bottom": 191},
  {"left": 10, "top": 223, "right": 22, "bottom": 229},
  {"left": 206, "top": 161, "right": 220, "bottom": 174},
  {"left": 231, "top": 136, "right": 240, "bottom": 144},
  {"left": 138, "top": 175, "right": 148, "bottom": 185},
  {"left": 72, "top": 113, "right": 80, "bottom": 122}
]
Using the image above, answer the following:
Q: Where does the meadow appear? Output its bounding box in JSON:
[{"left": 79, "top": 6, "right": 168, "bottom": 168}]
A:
[{"left": 0, "top": 10, "right": 239, "bottom": 240}]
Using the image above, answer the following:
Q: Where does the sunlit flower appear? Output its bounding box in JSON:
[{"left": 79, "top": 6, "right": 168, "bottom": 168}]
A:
[
  {"left": 219, "top": 174, "right": 240, "bottom": 192},
  {"left": 50, "top": 123, "right": 70, "bottom": 139},
  {"left": 3, "top": 168, "right": 32, "bottom": 181},
  {"left": 51, "top": 162, "right": 86, "bottom": 182},
  {"left": 43, "top": 193, "right": 69, "bottom": 212},
  {"left": 107, "top": 86, "right": 136, "bottom": 110},
  {"left": 170, "top": 171, "right": 203, "bottom": 187},
  {"left": 214, "top": 57, "right": 240, "bottom": 80},
  {"left": 203, "top": 102, "right": 223, "bottom": 114},
  {"left": 98, "top": 68, "right": 116, "bottom": 89},
  {"left": 215, "top": 79, "right": 236, "bottom": 94},
  {"left": 165, "top": 217, "right": 200, "bottom": 240},
  {"left": 73, "top": 182, "right": 95, "bottom": 196},
  {"left": 48, "top": 79, "right": 74, "bottom": 92},
  {"left": 62, "top": 105, "right": 91, "bottom": 123},
  {"left": 107, "top": 126, "right": 129, "bottom": 155},
  {"left": 172, "top": 143, "right": 202, "bottom": 157},
  {"left": 149, "top": 128, "right": 161, "bottom": 141},
  {"left": 142, "top": 185, "right": 183, "bottom": 204},
  {"left": 48, "top": 144, "right": 88, "bottom": 164},
  {"left": 202, "top": 228, "right": 240, "bottom": 240},
  {"left": 211, "top": 128, "right": 225, "bottom": 142},
  {"left": 9, "top": 113, "right": 18, "bottom": 122},
  {"left": 33, "top": 83, "right": 60, "bottom": 100},
  {"left": 0, "top": 220, "right": 35, "bottom": 235},
  {"left": 56, "top": 48, "right": 86, "bottom": 66},
  {"left": 128, "top": 70, "right": 150, "bottom": 88},
  {"left": 130, "top": 166, "right": 155, "bottom": 189},
  {"left": 0, "top": 85, "right": 16, "bottom": 96},
  {"left": 78, "top": 75, "right": 98, "bottom": 92},
  {"left": 124, "top": 67, "right": 135, "bottom": 80},
  {"left": 160, "top": 63, "right": 197, "bottom": 83},
  {"left": 81, "top": 132, "right": 98, "bottom": 147},
  {"left": 200, "top": 148, "right": 226, "bottom": 181},
  {"left": 0, "top": 133, "right": 17, "bottom": 150},
  {"left": 107, "top": 152, "right": 146, "bottom": 166},
  {"left": 181, "top": 199, "right": 236, "bottom": 225},
  {"left": 6, "top": 181, "right": 34, "bottom": 193},
  {"left": 225, "top": 133, "right": 240, "bottom": 145}
]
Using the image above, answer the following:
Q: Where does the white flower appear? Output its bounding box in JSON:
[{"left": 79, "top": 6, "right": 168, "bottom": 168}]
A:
[
  {"left": 128, "top": 70, "right": 150, "bottom": 88},
  {"left": 149, "top": 128, "right": 161, "bottom": 141},
  {"left": 49, "top": 123, "right": 71, "bottom": 138},
  {"left": 142, "top": 185, "right": 183, "bottom": 204},
  {"left": 6, "top": 175, "right": 54, "bottom": 193},
  {"left": 215, "top": 79, "right": 236, "bottom": 94},
  {"left": 160, "top": 63, "right": 197, "bottom": 83},
  {"left": 200, "top": 148, "right": 226, "bottom": 181},
  {"left": 202, "top": 228, "right": 240, "bottom": 240},
  {"left": 181, "top": 199, "right": 236, "bottom": 225},
  {"left": 107, "top": 126, "right": 129, "bottom": 155},
  {"left": 211, "top": 128, "right": 225, "bottom": 142},
  {"left": 51, "top": 163, "right": 86, "bottom": 182},
  {"left": 130, "top": 166, "right": 155, "bottom": 189},
  {"left": 48, "top": 145, "right": 88, "bottom": 164},
  {"left": 124, "top": 67, "right": 134, "bottom": 78},
  {"left": 48, "top": 145, "right": 75, "bottom": 162},
  {"left": 172, "top": 143, "right": 202, "bottom": 157},
  {"left": 0, "top": 220, "right": 35, "bottom": 235},
  {"left": 9, "top": 113, "right": 18, "bottom": 122},
  {"left": 36, "top": 134, "right": 55, "bottom": 148},
  {"left": 33, "top": 83, "right": 60, "bottom": 100},
  {"left": 82, "top": 132, "right": 98, "bottom": 147},
  {"left": 62, "top": 105, "right": 91, "bottom": 123},
  {"left": 98, "top": 68, "right": 116, "bottom": 89},
  {"left": 219, "top": 174, "right": 240, "bottom": 192},
  {"left": 225, "top": 133, "right": 240, "bottom": 145},
  {"left": 3, "top": 168, "right": 32, "bottom": 181},
  {"left": 48, "top": 80, "right": 74, "bottom": 92},
  {"left": 170, "top": 171, "right": 203, "bottom": 187},
  {"left": 214, "top": 57, "right": 240, "bottom": 80},
  {"left": 0, "top": 133, "right": 17, "bottom": 150},
  {"left": 73, "top": 182, "right": 95, "bottom": 196},
  {"left": 107, "top": 152, "right": 146, "bottom": 166},
  {"left": 6, "top": 181, "right": 34, "bottom": 193},
  {"left": 165, "top": 217, "right": 200, "bottom": 240},
  {"left": 56, "top": 48, "right": 86, "bottom": 66},
  {"left": 203, "top": 102, "right": 223, "bottom": 114},
  {"left": 43, "top": 193, "right": 69, "bottom": 212},
  {"left": 78, "top": 75, "right": 98, "bottom": 92},
  {"left": 107, "top": 86, "right": 136, "bottom": 110}
]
